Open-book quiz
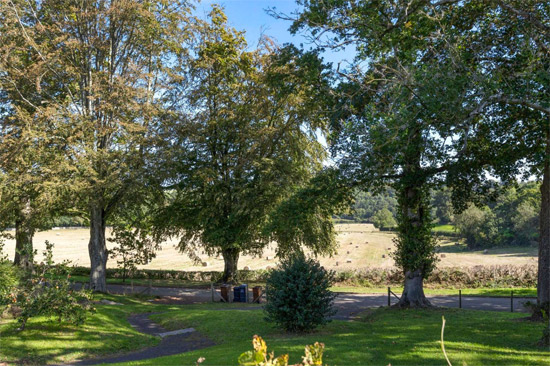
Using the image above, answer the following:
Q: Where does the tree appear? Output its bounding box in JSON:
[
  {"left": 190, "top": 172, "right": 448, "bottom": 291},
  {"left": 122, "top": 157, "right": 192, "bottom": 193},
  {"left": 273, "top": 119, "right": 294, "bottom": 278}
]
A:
[
  {"left": 0, "top": 0, "right": 71, "bottom": 270},
  {"left": 454, "top": 205, "right": 499, "bottom": 249},
  {"left": 284, "top": 1, "right": 500, "bottom": 307},
  {"left": 156, "top": 6, "right": 336, "bottom": 283},
  {"left": 372, "top": 208, "right": 397, "bottom": 230},
  {"left": 448, "top": 0, "right": 550, "bottom": 312},
  {"left": 0, "top": 0, "right": 192, "bottom": 292}
]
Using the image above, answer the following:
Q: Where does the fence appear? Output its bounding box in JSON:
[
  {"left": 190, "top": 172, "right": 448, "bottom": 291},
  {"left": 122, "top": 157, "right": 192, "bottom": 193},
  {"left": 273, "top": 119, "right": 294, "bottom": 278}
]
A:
[{"left": 386, "top": 287, "right": 527, "bottom": 312}]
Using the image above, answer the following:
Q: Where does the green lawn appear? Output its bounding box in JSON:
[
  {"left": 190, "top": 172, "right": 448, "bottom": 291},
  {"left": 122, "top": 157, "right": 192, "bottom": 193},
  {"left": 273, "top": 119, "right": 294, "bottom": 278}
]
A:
[
  {"left": 433, "top": 224, "right": 456, "bottom": 233},
  {"left": 2, "top": 294, "right": 547, "bottom": 365},
  {"left": 0, "top": 294, "right": 162, "bottom": 365},
  {"left": 109, "top": 306, "right": 548, "bottom": 366}
]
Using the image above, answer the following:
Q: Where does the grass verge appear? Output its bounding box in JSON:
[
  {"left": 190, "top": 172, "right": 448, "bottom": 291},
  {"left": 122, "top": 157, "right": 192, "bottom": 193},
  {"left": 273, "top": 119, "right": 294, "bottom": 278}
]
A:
[
  {"left": 109, "top": 306, "right": 549, "bottom": 365},
  {"left": 0, "top": 294, "right": 164, "bottom": 365}
]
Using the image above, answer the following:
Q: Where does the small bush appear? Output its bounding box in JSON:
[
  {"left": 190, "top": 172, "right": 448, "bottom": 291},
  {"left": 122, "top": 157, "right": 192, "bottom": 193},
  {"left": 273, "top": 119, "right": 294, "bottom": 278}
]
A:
[
  {"left": 264, "top": 255, "right": 336, "bottom": 333},
  {"left": 16, "top": 241, "right": 94, "bottom": 330},
  {"left": 0, "top": 241, "right": 19, "bottom": 306}
]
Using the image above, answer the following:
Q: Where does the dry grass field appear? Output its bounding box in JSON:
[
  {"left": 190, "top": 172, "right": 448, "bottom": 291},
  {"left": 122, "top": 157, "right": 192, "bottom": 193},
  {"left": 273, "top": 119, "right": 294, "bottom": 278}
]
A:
[{"left": 2, "top": 223, "right": 538, "bottom": 271}]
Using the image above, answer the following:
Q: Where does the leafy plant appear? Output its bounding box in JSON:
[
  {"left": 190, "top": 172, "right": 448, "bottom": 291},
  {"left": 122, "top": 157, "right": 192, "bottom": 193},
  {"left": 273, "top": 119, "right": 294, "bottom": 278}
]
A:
[
  {"left": 0, "top": 241, "right": 19, "bottom": 306},
  {"left": 264, "top": 254, "right": 336, "bottom": 332},
  {"left": 238, "top": 335, "right": 324, "bottom": 366},
  {"left": 15, "top": 241, "right": 94, "bottom": 330}
]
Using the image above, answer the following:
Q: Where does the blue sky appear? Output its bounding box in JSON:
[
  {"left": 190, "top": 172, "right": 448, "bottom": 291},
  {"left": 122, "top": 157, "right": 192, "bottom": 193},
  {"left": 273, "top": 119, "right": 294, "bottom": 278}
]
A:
[{"left": 195, "top": 0, "right": 356, "bottom": 66}]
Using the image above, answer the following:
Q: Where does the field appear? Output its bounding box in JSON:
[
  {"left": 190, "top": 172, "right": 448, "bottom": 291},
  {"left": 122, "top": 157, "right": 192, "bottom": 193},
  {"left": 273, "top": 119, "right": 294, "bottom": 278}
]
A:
[{"left": 2, "top": 224, "right": 538, "bottom": 271}]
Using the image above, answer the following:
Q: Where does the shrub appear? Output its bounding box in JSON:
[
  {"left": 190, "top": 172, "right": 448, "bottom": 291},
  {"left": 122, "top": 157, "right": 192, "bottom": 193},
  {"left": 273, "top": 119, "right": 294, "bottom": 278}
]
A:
[
  {"left": 264, "top": 254, "right": 336, "bottom": 332},
  {"left": 0, "top": 242, "right": 19, "bottom": 306},
  {"left": 238, "top": 335, "right": 324, "bottom": 366},
  {"left": 16, "top": 241, "right": 94, "bottom": 330}
]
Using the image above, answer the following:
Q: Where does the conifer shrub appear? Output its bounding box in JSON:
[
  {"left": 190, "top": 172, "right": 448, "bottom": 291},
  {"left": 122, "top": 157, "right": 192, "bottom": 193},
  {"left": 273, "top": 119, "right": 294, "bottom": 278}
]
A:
[{"left": 264, "top": 254, "right": 336, "bottom": 332}]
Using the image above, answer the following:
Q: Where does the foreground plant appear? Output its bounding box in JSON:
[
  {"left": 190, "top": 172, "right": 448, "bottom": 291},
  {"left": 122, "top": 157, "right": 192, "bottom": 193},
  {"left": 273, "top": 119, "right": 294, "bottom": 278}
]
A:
[
  {"left": 264, "top": 254, "right": 336, "bottom": 332},
  {"left": 15, "top": 242, "right": 94, "bottom": 330},
  {"left": 238, "top": 335, "right": 324, "bottom": 366}
]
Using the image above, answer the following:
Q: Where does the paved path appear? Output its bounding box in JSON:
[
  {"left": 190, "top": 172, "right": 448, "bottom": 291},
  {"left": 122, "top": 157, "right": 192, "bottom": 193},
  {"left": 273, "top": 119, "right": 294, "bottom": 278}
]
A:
[
  {"left": 64, "top": 312, "right": 215, "bottom": 365},
  {"left": 81, "top": 283, "right": 534, "bottom": 319},
  {"left": 332, "top": 293, "right": 532, "bottom": 320}
]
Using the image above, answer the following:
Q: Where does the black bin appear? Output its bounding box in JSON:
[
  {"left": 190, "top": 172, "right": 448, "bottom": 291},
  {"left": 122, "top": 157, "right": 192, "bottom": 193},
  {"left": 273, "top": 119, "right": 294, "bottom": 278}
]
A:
[{"left": 233, "top": 284, "right": 248, "bottom": 303}]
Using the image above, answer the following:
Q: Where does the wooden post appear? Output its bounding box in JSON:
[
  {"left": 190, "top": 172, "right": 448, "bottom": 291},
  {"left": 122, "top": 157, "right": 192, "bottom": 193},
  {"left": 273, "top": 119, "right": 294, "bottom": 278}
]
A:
[
  {"left": 388, "top": 287, "right": 391, "bottom": 307},
  {"left": 459, "top": 289, "right": 462, "bottom": 309},
  {"left": 511, "top": 290, "right": 514, "bottom": 312}
]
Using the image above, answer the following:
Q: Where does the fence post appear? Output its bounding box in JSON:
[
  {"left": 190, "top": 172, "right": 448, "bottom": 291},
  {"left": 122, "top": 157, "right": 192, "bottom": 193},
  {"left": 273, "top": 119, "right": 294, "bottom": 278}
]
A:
[
  {"left": 511, "top": 290, "right": 514, "bottom": 312},
  {"left": 388, "top": 287, "right": 391, "bottom": 307},
  {"left": 459, "top": 289, "right": 462, "bottom": 309}
]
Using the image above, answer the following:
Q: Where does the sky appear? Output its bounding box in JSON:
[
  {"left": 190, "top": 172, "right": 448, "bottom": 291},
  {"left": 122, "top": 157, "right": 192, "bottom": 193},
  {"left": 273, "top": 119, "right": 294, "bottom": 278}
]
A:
[{"left": 195, "top": 0, "right": 357, "bottom": 66}]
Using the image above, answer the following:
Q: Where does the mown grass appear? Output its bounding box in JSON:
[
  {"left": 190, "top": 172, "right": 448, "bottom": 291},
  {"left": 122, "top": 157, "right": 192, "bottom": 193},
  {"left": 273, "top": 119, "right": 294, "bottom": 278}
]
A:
[
  {"left": 1, "top": 293, "right": 548, "bottom": 365},
  {"left": 0, "top": 294, "right": 164, "bottom": 365},
  {"left": 109, "top": 307, "right": 549, "bottom": 366},
  {"left": 433, "top": 224, "right": 456, "bottom": 233}
]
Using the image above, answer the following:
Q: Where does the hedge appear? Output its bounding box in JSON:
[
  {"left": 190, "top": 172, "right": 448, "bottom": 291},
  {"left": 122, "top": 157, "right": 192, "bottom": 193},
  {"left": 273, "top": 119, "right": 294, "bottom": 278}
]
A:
[{"left": 71, "top": 264, "right": 536, "bottom": 288}]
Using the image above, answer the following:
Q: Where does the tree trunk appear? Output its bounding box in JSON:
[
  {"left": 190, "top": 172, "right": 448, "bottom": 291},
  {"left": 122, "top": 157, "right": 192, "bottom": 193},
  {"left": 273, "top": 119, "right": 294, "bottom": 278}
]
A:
[
  {"left": 395, "top": 181, "right": 433, "bottom": 308},
  {"left": 538, "top": 143, "right": 550, "bottom": 311},
  {"left": 222, "top": 247, "right": 240, "bottom": 284},
  {"left": 89, "top": 205, "right": 108, "bottom": 292},
  {"left": 396, "top": 269, "right": 432, "bottom": 308},
  {"left": 13, "top": 199, "right": 34, "bottom": 270}
]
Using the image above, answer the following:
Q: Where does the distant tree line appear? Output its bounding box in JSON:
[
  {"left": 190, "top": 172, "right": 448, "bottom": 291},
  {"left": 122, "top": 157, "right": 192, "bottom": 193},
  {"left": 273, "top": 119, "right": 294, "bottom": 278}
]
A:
[{"left": 342, "top": 182, "right": 540, "bottom": 249}]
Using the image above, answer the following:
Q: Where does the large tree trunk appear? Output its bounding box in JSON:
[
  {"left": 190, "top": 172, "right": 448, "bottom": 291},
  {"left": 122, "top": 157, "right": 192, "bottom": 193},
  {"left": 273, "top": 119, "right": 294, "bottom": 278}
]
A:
[
  {"left": 395, "top": 181, "right": 433, "bottom": 308},
  {"left": 13, "top": 199, "right": 34, "bottom": 270},
  {"left": 221, "top": 247, "right": 240, "bottom": 284},
  {"left": 538, "top": 144, "right": 550, "bottom": 311},
  {"left": 89, "top": 205, "right": 108, "bottom": 292},
  {"left": 397, "top": 269, "right": 432, "bottom": 308}
]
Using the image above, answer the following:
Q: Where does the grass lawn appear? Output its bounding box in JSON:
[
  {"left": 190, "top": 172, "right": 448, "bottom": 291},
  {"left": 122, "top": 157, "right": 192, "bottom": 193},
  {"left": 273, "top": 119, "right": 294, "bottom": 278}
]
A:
[
  {"left": 0, "top": 294, "right": 163, "bottom": 365},
  {"left": 433, "top": 224, "right": 456, "bottom": 233},
  {"left": 106, "top": 306, "right": 549, "bottom": 366},
  {"left": 1, "top": 294, "right": 548, "bottom": 365}
]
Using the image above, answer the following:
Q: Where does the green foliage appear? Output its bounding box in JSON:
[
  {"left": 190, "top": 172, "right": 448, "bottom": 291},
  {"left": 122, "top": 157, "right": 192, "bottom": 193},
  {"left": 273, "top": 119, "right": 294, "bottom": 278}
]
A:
[
  {"left": 454, "top": 205, "right": 499, "bottom": 249},
  {"left": 338, "top": 189, "right": 397, "bottom": 223},
  {"left": 15, "top": 242, "right": 94, "bottom": 330},
  {"left": 454, "top": 182, "right": 541, "bottom": 249},
  {"left": 372, "top": 208, "right": 397, "bottom": 230},
  {"left": 0, "top": 242, "right": 19, "bottom": 306},
  {"left": 392, "top": 184, "right": 439, "bottom": 280},
  {"left": 156, "top": 6, "right": 338, "bottom": 282},
  {"left": 110, "top": 224, "right": 159, "bottom": 282},
  {"left": 264, "top": 255, "right": 336, "bottom": 333},
  {"left": 238, "top": 335, "right": 324, "bottom": 366},
  {"left": 267, "top": 168, "right": 353, "bottom": 258}
]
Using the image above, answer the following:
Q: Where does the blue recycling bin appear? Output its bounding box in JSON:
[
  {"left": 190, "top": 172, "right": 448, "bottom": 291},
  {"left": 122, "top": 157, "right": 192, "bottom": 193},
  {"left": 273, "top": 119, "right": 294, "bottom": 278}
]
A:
[{"left": 233, "top": 284, "right": 248, "bottom": 303}]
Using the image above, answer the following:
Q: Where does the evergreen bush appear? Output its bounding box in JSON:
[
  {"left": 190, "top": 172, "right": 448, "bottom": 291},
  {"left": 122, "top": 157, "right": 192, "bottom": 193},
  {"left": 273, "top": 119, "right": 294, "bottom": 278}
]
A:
[{"left": 264, "top": 254, "right": 336, "bottom": 332}]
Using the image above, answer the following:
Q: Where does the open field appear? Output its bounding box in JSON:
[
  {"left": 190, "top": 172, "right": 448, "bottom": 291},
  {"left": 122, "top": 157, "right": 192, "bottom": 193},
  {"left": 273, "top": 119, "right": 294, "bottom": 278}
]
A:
[{"left": 2, "top": 223, "right": 538, "bottom": 271}]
